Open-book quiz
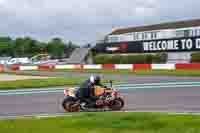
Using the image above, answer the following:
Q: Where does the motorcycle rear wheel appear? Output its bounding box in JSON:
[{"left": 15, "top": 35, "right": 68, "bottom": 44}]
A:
[
  {"left": 62, "top": 97, "right": 80, "bottom": 112},
  {"left": 109, "top": 97, "right": 124, "bottom": 111}
]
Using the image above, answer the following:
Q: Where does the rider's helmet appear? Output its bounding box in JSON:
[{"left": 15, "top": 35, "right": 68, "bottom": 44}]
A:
[
  {"left": 94, "top": 75, "right": 101, "bottom": 85},
  {"left": 89, "top": 75, "right": 95, "bottom": 84}
]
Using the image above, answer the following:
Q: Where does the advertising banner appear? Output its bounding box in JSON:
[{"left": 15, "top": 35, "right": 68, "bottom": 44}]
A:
[{"left": 95, "top": 36, "right": 200, "bottom": 53}]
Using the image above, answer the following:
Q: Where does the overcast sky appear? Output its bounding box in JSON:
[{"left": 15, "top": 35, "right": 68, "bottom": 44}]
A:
[{"left": 0, "top": 0, "right": 200, "bottom": 45}]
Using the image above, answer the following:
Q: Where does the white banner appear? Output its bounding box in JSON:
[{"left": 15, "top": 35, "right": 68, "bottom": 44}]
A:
[
  {"left": 83, "top": 65, "right": 102, "bottom": 69},
  {"left": 152, "top": 64, "right": 175, "bottom": 70},
  {"left": 55, "top": 65, "right": 75, "bottom": 69},
  {"left": 20, "top": 66, "right": 38, "bottom": 70},
  {"left": 115, "top": 64, "right": 133, "bottom": 69}
]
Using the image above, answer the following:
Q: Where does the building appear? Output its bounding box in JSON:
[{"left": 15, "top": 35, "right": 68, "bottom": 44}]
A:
[{"left": 95, "top": 19, "right": 200, "bottom": 63}]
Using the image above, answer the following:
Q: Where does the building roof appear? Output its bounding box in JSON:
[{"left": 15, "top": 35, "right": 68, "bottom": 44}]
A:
[{"left": 110, "top": 19, "right": 200, "bottom": 35}]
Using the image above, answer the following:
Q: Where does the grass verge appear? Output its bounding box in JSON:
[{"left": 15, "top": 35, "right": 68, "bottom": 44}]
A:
[
  {"left": 30, "top": 69, "right": 200, "bottom": 77},
  {"left": 0, "top": 112, "right": 200, "bottom": 133},
  {"left": 0, "top": 77, "right": 115, "bottom": 90},
  {"left": 0, "top": 77, "right": 85, "bottom": 90}
]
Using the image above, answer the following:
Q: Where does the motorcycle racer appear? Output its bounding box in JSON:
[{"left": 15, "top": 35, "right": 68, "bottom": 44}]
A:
[
  {"left": 62, "top": 76, "right": 125, "bottom": 112},
  {"left": 78, "top": 75, "right": 103, "bottom": 104}
]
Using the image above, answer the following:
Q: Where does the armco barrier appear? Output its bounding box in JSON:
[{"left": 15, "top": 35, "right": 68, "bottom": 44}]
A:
[
  {"left": 152, "top": 64, "right": 175, "bottom": 70},
  {"left": 19, "top": 66, "right": 38, "bottom": 71},
  {"left": 38, "top": 65, "right": 55, "bottom": 70},
  {"left": 55, "top": 65, "right": 76, "bottom": 69},
  {"left": 115, "top": 64, "right": 133, "bottom": 70},
  {"left": 176, "top": 64, "right": 200, "bottom": 70},
  {"left": 103, "top": 64, "right": 115, "bottom": 70},
  {"left": 11, "top": 65, "right": 20, "bottom": 71},
  {"left": 0, "top": 65, "right": 4, "bottom": 72},
  {"left": 9, "top": 64, "right": 200, "bottom": 71},
  {"left": 134, "top": 64, "right": 151, "bottom": 70},
  {"left": 83, "top": 65, "right": 102, "bottom": 69},
  {"left": 74, "top": 64, "right": 84, "bottom": 69}
]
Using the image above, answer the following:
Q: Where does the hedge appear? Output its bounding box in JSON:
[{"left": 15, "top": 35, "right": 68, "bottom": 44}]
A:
[
  {"left": 191, "top": 52, "right": 200, "bottom": 63},
  {"left": 93, "top": 53, "right": 167, "bottom": 64}
]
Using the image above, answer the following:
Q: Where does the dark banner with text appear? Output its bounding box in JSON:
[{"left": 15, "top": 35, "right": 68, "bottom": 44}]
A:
[{"left": 95, "top": 36, "right": 200, "bottom": 53}]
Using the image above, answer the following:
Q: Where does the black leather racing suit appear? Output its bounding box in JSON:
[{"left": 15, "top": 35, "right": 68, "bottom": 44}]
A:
[
  {"left": 79, "top": 79, "right": 94, "bottom": 99},
  {"left": 78, "top": 79, "right": 103, "bottom": 106}
]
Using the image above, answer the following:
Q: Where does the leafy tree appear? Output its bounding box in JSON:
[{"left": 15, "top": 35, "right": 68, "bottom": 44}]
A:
[
  {"left": 13, "top": 37, "right": 27, "bottom": 57},
  {"left": 13, "top": 37, "right": 45, "bottom": 57},
  {"left": 47, "top": 38, "right": 66, "bottom": 59},
  {"left": 24, "top": 37, "right": 41, "bottom": 57},
  {"left": 0, "top": 37, "right": 13, "bottom": 57},
  {"left": 0, "top": 36, "right": 79, "bottom": 59}
]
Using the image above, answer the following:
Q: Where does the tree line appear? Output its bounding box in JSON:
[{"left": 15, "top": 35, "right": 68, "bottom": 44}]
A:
[{"left": 0, "top": 37, "right": 79, "bottom": 59}]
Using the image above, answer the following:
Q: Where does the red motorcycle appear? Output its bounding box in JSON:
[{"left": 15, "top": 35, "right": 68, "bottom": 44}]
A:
[{"left": 62, "top": 81, "right": 125, "bottom": 112}]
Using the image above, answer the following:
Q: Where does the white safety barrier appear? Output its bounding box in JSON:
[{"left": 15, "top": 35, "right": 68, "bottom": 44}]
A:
[
  {"left": 152, "top": 64, "right": 175, "bottom": 70},
  {"left": 0, "top": 65, "right": 4, "bottom": 72},
  {"left": 19, "top": 66, "right": 38, "bottom": 70},
  {"left": 12, "top": 63, "right": 200, "bottom": 71},
  {"left": 83, "top": 65, "right": 102, "bottom": 69},
  {"left": 115, "top": 64, "right": 133, "bottom": 70},
  {"left": 55, "top": 65, "right": 76, "bottom": 69}
]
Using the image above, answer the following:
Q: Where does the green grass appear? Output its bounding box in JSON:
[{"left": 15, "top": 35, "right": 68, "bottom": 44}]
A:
[
  {"left": 0, "top": 112, "right": 200, "bottom": 133},
  {"left": 135, "top": 70, "right": 200, "bottom": 77},
  {"left": 0, "top": 77, "right": 116, "bottom": 90},
  {"left": 30, "top": 69, "right": 200, "bottom": 77},
  {"left": 0, "top": 77, "right": 85, "bottom": 90}
]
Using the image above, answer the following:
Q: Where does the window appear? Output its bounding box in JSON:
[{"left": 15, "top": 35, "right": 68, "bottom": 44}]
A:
[
  {"left": 133, "top": 33, "right": 136, "bottom": 41},
  {"left": 145, "top": 33, "right": 149, "bottom": 40},
  {"left": 138, "top": 33, "right": 143, "bottom": 40},
  {"left": 108, "top": 36, "right": 119, "bottom": 42},
  {"left": 119, "top": 34, "right": 132, "bottom": 42},
  {"left": 137, "top": 32, "right": 158, "bottom": 40},
  {"left": 189, "top": 29, "right": 200, "bottom": 36},
  {"left": 176, "top": 30, "right": 184, "bottom": 38},
  {"left": 189, "top": 30, "right": 195, "bottom": 37},
  {"left": 151, "top": 32, "right": 157, "bottom": 39},
  {"left": 126, "top": 33, "right": 133, "bottom": 36},
  {"left": 151, "top": 32, "right": 154, "bottom": 39},
  {"left": 185, "top": 28, "right": 200, "bottom": 37},
  {"left": 134, "top": 33, "right": 139, "bottom": 41},
  {"left": 157, "top": 31, "right": 163, "bottom": 39},
  {"left": 118, "top": 35, "right": 123, "bottom": 42},
  {"left": 195, "top": 29, "right": 200, "bottom": 36},
  {"left": 142, "top": 33, "right": 146, "bottom": 40},
  {"left": 184, "top": 30, "right": 190, "bottom": 37}
]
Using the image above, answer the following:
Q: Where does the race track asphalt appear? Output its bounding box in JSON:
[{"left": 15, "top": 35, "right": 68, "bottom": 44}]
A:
[
  {"left": 1, "top": 71, "right": 200, "bottom": 118},
  {"left": 1, "top": 87, "right": 200, "bottom": 117}
]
